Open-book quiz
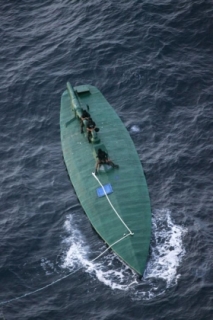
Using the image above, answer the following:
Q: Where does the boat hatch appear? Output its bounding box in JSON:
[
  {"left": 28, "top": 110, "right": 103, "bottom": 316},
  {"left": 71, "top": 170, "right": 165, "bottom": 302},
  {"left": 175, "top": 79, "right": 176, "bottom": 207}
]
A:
[
  {"left": 75, "top": 85, "right": 90, "bottom": 94},
  {"left": 96, "top": 183, "right": 113, "bottom": 197}
]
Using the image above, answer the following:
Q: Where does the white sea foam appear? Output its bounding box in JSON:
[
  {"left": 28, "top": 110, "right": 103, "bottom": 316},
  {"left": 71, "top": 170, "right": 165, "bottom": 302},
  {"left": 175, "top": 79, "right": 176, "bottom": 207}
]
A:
[
  {"left": 40, "top": 258, "right": 56, "bottom": 275},
  {"left": 144, "top": 209, "right": 187, "bottom": 287},
  {"left": 61, "top": 214, "right": 131, "bottom": 290},
  {"left": 130, "top": 125, "right": 140, "bottom": 133},
  {"left": 61, "top": 215, "right": 90, "bottom": 270},
  {"left": 61, "top": 209, "right": 187, "bottom": 299}
]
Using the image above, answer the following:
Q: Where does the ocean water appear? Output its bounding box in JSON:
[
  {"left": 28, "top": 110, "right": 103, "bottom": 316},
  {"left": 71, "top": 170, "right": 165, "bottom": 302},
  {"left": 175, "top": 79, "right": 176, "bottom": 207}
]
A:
[{"left": 0, "top": 1, "right": 213, "bottom": 319}]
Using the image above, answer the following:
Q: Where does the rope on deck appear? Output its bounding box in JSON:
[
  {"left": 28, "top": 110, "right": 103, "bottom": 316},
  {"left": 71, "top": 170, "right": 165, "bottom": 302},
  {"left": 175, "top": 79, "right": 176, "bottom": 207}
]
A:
[{"left": 92, "top": 172, "right": 134, "bottom": 235}]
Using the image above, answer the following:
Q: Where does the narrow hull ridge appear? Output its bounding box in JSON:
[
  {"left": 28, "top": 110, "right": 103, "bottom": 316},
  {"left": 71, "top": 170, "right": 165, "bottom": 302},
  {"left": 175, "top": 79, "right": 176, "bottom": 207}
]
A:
[{"left": 60, "top": 83, "right": 151, "bottom": 275}]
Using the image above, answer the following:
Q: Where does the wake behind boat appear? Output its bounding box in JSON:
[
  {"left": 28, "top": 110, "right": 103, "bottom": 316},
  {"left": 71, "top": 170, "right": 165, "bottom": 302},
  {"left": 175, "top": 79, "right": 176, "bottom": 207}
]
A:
[{"left": 60, "top": 83, "right": 151, "bottom": 275}]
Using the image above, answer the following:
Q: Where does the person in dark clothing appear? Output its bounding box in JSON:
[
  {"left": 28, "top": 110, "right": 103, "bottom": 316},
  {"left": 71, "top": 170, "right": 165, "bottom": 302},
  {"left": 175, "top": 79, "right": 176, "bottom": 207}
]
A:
[
  {"left": 80, "top": 109, "right": 90, "bottom": 133},
  {"left": 86, "top": 118, "right": 96, "bottom": 143},
  {"left": 95, "top": 148, "right": 119, "bottom": 174}
]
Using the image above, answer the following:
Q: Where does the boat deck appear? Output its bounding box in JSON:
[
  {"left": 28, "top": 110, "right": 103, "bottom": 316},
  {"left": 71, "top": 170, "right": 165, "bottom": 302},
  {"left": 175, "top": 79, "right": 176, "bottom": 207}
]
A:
[{"left": 60, "top": 84, "right": 151, "bottom": 275}]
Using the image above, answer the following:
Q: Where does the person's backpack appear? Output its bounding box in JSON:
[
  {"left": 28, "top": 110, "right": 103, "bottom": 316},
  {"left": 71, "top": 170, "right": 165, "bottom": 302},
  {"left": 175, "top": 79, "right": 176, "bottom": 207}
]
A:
[
  {"left": 82, "top": 110, "right": 90, "bottom": 118},
  {"left": 87, "top": 118, "right": 96, "bottom": 129},
  {"left": 98, "top": 149, "right": 108, "bottom": 161}
]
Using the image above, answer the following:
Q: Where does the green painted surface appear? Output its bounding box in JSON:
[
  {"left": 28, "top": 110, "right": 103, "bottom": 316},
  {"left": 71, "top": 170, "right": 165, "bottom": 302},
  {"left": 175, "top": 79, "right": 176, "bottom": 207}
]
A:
[{"left": 60, "top": 83, "right": 151, "bottom": 275}]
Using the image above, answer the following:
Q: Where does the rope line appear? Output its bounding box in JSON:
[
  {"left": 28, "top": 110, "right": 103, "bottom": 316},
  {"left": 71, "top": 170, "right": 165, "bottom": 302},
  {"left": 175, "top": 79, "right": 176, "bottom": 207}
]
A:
[
  {"left": 92, "top": 172, "right": 134, "bottom": 235},
  {"left": 0, "top": 174, "right": 134, "bottom": 306},
  {"left": 92, "top": 232, "right": 131, "bottom": 262},
  {"left": 0, "top": 268, "right": 80, "bottom": 306},
  {"left": 0, "top": 233, "right": 130, "bottom": 306}
]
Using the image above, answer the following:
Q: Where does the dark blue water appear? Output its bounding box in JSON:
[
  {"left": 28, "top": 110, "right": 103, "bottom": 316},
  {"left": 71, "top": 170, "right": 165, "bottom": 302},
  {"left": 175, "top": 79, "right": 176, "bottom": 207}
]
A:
[{"left": 0, "top": 1, "right": 213, "bottom": 319}]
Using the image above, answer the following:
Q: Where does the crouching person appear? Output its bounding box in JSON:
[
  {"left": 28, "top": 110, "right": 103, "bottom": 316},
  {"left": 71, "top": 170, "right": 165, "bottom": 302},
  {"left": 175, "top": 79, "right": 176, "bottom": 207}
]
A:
[
  {"left": 80, "top": 109, "right": 90, "bottom": 133},
  {"left": 95, "top": 148, "right": 119, "bottom": 175},
  {"left": 86, "top": 118, "right": 97, "bottom": 143}
]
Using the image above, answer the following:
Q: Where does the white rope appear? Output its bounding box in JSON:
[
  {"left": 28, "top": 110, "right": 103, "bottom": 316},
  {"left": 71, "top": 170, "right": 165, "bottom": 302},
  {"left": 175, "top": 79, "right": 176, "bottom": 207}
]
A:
[
  {"left": 0, "top": 174, "right": 135, "bottom": 306},
  {"left": 92, "top": 172, "right": 134, "bottom": 235},
  {"left": 0, "top": 233, "right": 131, "bottom": 306},
  {"left": 92, "top": 232, "right": 131, "bottom": 262},
  {"left": 0, "top": 268, "right": 81, "bottom": 306}
]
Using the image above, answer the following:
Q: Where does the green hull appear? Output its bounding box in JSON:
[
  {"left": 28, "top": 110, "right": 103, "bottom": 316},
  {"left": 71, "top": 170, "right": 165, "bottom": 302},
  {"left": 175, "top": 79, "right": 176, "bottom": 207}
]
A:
[{"left": 60, "top": 83, "right": 151, "bottom": 275}]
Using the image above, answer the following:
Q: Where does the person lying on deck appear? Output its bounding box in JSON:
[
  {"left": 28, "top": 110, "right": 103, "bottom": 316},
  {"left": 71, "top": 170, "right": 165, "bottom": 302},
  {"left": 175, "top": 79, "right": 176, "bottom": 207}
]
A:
[{"left": 95, "top": 148, "right": 119, "bottom": 175}]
